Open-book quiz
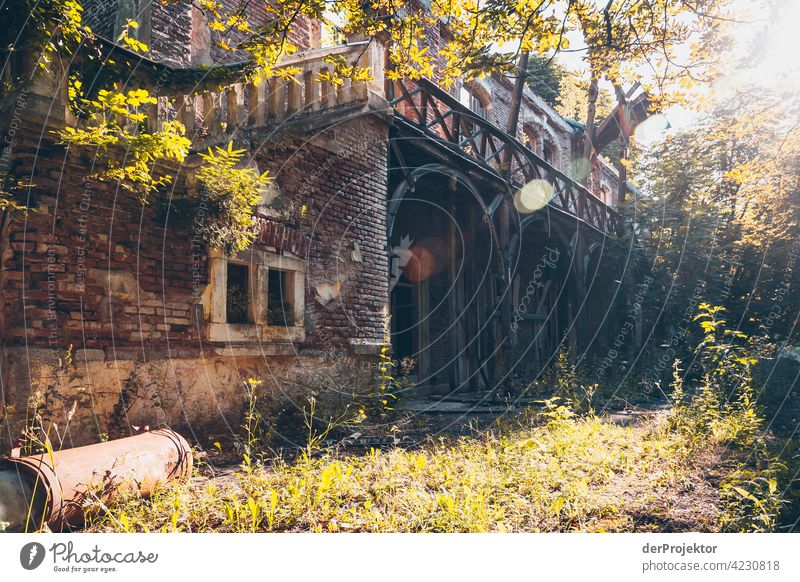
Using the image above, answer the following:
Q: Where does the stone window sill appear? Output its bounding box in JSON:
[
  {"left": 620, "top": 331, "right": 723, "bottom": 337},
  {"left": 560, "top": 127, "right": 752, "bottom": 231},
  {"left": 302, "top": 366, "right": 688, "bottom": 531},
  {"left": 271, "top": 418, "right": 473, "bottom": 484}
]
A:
[{"left": 206, "top": 322, "right": 305, "bottom": 344}]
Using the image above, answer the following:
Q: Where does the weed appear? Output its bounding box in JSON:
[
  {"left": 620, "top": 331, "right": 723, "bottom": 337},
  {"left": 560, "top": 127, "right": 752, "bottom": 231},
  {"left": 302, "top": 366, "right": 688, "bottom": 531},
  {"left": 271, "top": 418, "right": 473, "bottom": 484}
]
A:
[
  {"left": 88, "top": 412, "right": 697, "bottom": 532},
  {"left": 240, "top": 378, "right": 267, "bottom": 472}
]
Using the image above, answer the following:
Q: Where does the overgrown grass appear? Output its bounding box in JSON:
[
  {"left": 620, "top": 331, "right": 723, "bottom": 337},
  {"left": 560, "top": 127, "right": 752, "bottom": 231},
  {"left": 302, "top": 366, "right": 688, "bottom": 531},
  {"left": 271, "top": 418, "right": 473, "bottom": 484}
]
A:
[
  {"left": 87, "top": 407, "right": 707, "bottom": 533},
  {"left": 83, "top": 304, "right": 795, "bottom": 533}
]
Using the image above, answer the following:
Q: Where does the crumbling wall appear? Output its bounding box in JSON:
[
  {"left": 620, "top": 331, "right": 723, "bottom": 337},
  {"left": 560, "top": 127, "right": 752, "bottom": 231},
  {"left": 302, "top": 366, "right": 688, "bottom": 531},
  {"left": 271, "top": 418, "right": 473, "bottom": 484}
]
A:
[
  {"left": 253, "top": 116, "right": 390, "bottom": 349},
  {"left": 207, "top": 0, "right": 318, "bottom": 63},
  {"left": 83, "top": 0, "right": 192, "bottom": 66},
  {"left": 0, "top": 347, "right": 353, "bottom": 449},
  {"left": 483, "top": 74, "right": 576, "bottom": 174},
  {"left": 0, "top": 111, "right": 390, "bottom": 447}
]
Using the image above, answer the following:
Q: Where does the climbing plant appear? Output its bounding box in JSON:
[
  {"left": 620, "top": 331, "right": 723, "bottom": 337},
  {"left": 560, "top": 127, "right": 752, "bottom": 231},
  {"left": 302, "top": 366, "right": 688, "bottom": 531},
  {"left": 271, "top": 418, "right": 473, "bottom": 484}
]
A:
[
  {"left": 57, "top": 86, "right": 192, "bottom": 199},
  {"left": 195, "top": 142, "right": 271, "bottom": 254}
]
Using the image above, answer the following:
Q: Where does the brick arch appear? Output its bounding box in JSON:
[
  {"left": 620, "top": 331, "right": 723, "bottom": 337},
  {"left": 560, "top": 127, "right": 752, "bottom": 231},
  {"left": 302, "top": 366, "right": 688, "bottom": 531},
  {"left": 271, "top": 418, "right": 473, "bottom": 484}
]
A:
[
  {"left": 522, "top": 122, "right": 541, "bottom": 154},
  {"left": 387, "top": 163, "right": 506, "bottom": 390},
  {"left": 465, "top": 79, "right": 492, "bottom": 110},
  {"left": 522, "top": 120, "right": 563, "bottom": 170},
  {"left": 460, "top": 79, "right": 493, "bottom": 118}
]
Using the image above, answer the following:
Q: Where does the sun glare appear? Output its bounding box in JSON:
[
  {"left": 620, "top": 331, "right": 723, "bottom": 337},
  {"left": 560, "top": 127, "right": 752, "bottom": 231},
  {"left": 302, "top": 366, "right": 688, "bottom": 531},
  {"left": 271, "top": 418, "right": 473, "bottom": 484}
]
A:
[
  {"left": 718, "top": 0, "right": 800, "bottom": 95},
  {"left": 748, "top": 2, "right": 800, "bottom": 88}
]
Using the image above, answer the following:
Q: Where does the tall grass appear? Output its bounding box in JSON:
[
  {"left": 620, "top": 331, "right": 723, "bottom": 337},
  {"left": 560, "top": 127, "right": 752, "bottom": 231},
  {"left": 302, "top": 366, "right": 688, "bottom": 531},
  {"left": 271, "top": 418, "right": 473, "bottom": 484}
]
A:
[
  {"left": 86, "top": 408, "right": 699, "bottom": 533},
  {"left": 57, "top": 306, "right": 800, "bottom": 532}
]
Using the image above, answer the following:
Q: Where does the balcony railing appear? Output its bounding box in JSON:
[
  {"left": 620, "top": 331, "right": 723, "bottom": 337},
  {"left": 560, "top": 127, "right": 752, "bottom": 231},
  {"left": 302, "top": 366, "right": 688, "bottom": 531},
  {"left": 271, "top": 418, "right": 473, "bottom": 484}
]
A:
[
  {"left": 253, "top": 213, "right": 307, "bottom": 256},
  {"left": 138, "top": 41, "right": 384, "bottom": 141},
  {"left": 35, "top": 38, "right": 620, "bottom": 237},
  {"left": 387, "top": 78, "right": 622, "bottom": 237}
]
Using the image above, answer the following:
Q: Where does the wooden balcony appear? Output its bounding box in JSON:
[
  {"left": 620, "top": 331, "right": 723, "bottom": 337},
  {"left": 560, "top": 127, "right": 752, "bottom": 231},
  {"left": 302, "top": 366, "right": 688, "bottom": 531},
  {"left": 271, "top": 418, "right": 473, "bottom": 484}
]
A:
[{"left": 387, "top": 78, "right": 622, "bottom": 237}]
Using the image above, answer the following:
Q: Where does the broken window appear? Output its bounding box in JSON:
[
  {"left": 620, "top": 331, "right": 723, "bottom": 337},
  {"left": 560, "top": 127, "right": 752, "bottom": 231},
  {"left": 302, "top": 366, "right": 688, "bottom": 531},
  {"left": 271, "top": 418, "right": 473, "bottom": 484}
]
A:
[
  {"left": 206, "top": 248, "right": 306, "bottom": 343},
  {"left": 267, "top": 269, "right": 296, "bottom": 326},
  {"left": 226, "top": 263, "right": 251, "bottom": 324},
  {"left": 600, "top": 185, "right": 612, "bottom": 205},
  {"left": 542, "top": 144, "right": 553, "bottom": 164},
  {"left": 459, "top": 86, "right": 486, "bottom": 118}
]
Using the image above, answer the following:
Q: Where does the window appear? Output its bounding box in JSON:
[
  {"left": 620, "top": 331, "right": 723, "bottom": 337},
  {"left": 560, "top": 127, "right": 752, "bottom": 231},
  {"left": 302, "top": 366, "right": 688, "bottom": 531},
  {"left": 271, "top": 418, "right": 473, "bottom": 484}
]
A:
[
  {"left": 205, "top": 248, "right": 306, "bottom": 344},
  {"left": 523, "top": 128, "right": 538, "bottom": 151},
  {"left": 226, "top": 263, "right": 251, "bottom": 323},
  {"left": 267, "top": 269, "right": 296, "bottom": 326},
  {"left": 459, "top": 86, "right": 486, "bottom": 118},
  {"left": 600, "top": 185, "right": 613, "bottom": 205},
  {"left": 542, "top": 144, "right": 553, "bottom": 164}
]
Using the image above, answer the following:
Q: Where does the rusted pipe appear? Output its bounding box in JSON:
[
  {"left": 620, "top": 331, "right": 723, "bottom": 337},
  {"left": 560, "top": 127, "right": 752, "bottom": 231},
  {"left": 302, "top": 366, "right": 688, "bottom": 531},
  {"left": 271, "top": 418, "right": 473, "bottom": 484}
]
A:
[{"left": 0, "top": 428, "right": 193, "bottom": 532}]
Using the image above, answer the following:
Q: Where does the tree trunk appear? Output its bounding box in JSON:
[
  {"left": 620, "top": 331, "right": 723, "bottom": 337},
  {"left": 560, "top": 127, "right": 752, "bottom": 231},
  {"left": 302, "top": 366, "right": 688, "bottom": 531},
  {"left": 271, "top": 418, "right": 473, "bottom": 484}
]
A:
[
  {"left": 506, "top": 51, "right": 529, "bottom": 136},
  {"left": 612, "top": 83, "right": 628, "bottom": 206},
  {"left": 583, "top": 70, "right": 600, "bottom": 163},
  {"left": 616, "top": 135, "right": 628, "bottom": 206}
]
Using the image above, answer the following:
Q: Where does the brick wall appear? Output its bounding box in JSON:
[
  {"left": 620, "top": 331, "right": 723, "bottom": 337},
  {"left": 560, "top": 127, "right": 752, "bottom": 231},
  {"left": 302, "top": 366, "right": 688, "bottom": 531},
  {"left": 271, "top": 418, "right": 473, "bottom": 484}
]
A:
[
  {"left": 207, "top": 0, "right": 316, "bottom": 63},
  {"left": 82, "top": 0, "right": 118, "bottom": 39},
  {"left": 151, "top": 1, "right": 192, "bottom": 66},
  {"left": 83, "top": 0, "right": 192, "bottom": 66},
  {"left": 1, "top": 139, "right": 201, "bottom": 353},
  {"left": 0, "top": 110, "right": 389, "bottom": 445},
  {"left": 252, "top": 117, "right": 390, "bottom": 348},
  {"left": 483, "top": 74, "right": 575, "bottom": 173},
  {"left": 1, "top": 119, "right": 388, "bottom": 350}
]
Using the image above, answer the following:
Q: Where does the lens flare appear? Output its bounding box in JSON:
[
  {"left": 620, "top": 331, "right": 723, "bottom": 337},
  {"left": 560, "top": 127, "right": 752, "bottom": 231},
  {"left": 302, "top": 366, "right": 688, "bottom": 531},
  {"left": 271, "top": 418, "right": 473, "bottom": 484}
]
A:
[
  {"left": 514, "top": 179, "right": 554, "bottom": 214},
  {"left": 403, "top": 237, "right": 448, "bottom": 281},
  {"left": 633, "top": 113, "right": 670, "bottom": 144}
]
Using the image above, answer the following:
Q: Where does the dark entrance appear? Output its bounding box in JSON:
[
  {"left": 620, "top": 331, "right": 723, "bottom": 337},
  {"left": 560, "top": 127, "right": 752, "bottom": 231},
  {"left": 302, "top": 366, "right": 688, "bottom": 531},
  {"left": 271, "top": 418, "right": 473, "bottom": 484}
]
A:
[{"left": 388, "top": 166, "right": 500, "bottom": 394}]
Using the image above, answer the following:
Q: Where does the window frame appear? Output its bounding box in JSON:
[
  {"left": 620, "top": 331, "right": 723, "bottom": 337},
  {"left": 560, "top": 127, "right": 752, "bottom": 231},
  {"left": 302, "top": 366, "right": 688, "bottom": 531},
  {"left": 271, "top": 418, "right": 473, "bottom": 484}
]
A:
[
  {"left": 459, "top": 85, "right": 488, "bottom": 118},
  {"left": 205, "top": 247, "right": 306, "bottom": 344}
]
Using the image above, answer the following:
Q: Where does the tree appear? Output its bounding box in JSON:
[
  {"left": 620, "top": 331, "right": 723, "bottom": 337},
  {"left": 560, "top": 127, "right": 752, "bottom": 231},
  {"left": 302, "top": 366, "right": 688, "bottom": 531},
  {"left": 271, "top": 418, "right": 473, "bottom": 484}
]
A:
[
  {"left": 525, "top": 55, "right": 566, "bottom": 107},
  {"left": 3, "top": 0, "right": 729, "bottom": 96},
  {"left": 567, "top": 1, "right": 729, "bottom": 146},
  {"left": 555, "top": 73, "right": 615, "bottom": 123},
  {"left": 1, "top": 0, "right": 732, "bottom": 244},
  {"left": 631, "top": 88, "right": 800, "bottom": 355}
]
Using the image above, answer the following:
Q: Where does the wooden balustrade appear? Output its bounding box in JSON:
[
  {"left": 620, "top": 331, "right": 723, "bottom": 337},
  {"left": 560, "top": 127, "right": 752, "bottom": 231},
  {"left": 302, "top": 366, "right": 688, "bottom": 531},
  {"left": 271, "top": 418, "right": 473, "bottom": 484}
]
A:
[{"left": 388, "top": 78, "right": 622, "bottom": 237}]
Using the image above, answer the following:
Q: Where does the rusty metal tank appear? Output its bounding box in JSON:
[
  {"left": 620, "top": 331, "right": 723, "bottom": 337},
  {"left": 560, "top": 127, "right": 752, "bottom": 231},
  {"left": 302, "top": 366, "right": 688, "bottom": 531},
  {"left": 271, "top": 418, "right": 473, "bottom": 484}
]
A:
[{"left": 0, "top": 428, "right": 193, "bottom": 531}]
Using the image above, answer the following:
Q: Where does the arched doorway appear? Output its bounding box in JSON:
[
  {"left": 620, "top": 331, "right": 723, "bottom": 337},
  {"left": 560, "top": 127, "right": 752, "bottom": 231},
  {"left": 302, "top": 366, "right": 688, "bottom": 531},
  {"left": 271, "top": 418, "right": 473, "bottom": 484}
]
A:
[
  {"left": 506, "top": 214, "right": 583, "bottom": 384},
  {"left": 388, "top": 165, "right": 503, "bottom": 394}
]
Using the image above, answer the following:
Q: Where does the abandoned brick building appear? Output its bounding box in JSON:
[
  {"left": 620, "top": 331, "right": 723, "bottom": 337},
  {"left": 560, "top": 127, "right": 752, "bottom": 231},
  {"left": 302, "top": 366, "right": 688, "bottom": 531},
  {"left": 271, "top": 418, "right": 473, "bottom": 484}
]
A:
[{"left": 0, "top": 1, "right": 645, "bottom": 446}]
